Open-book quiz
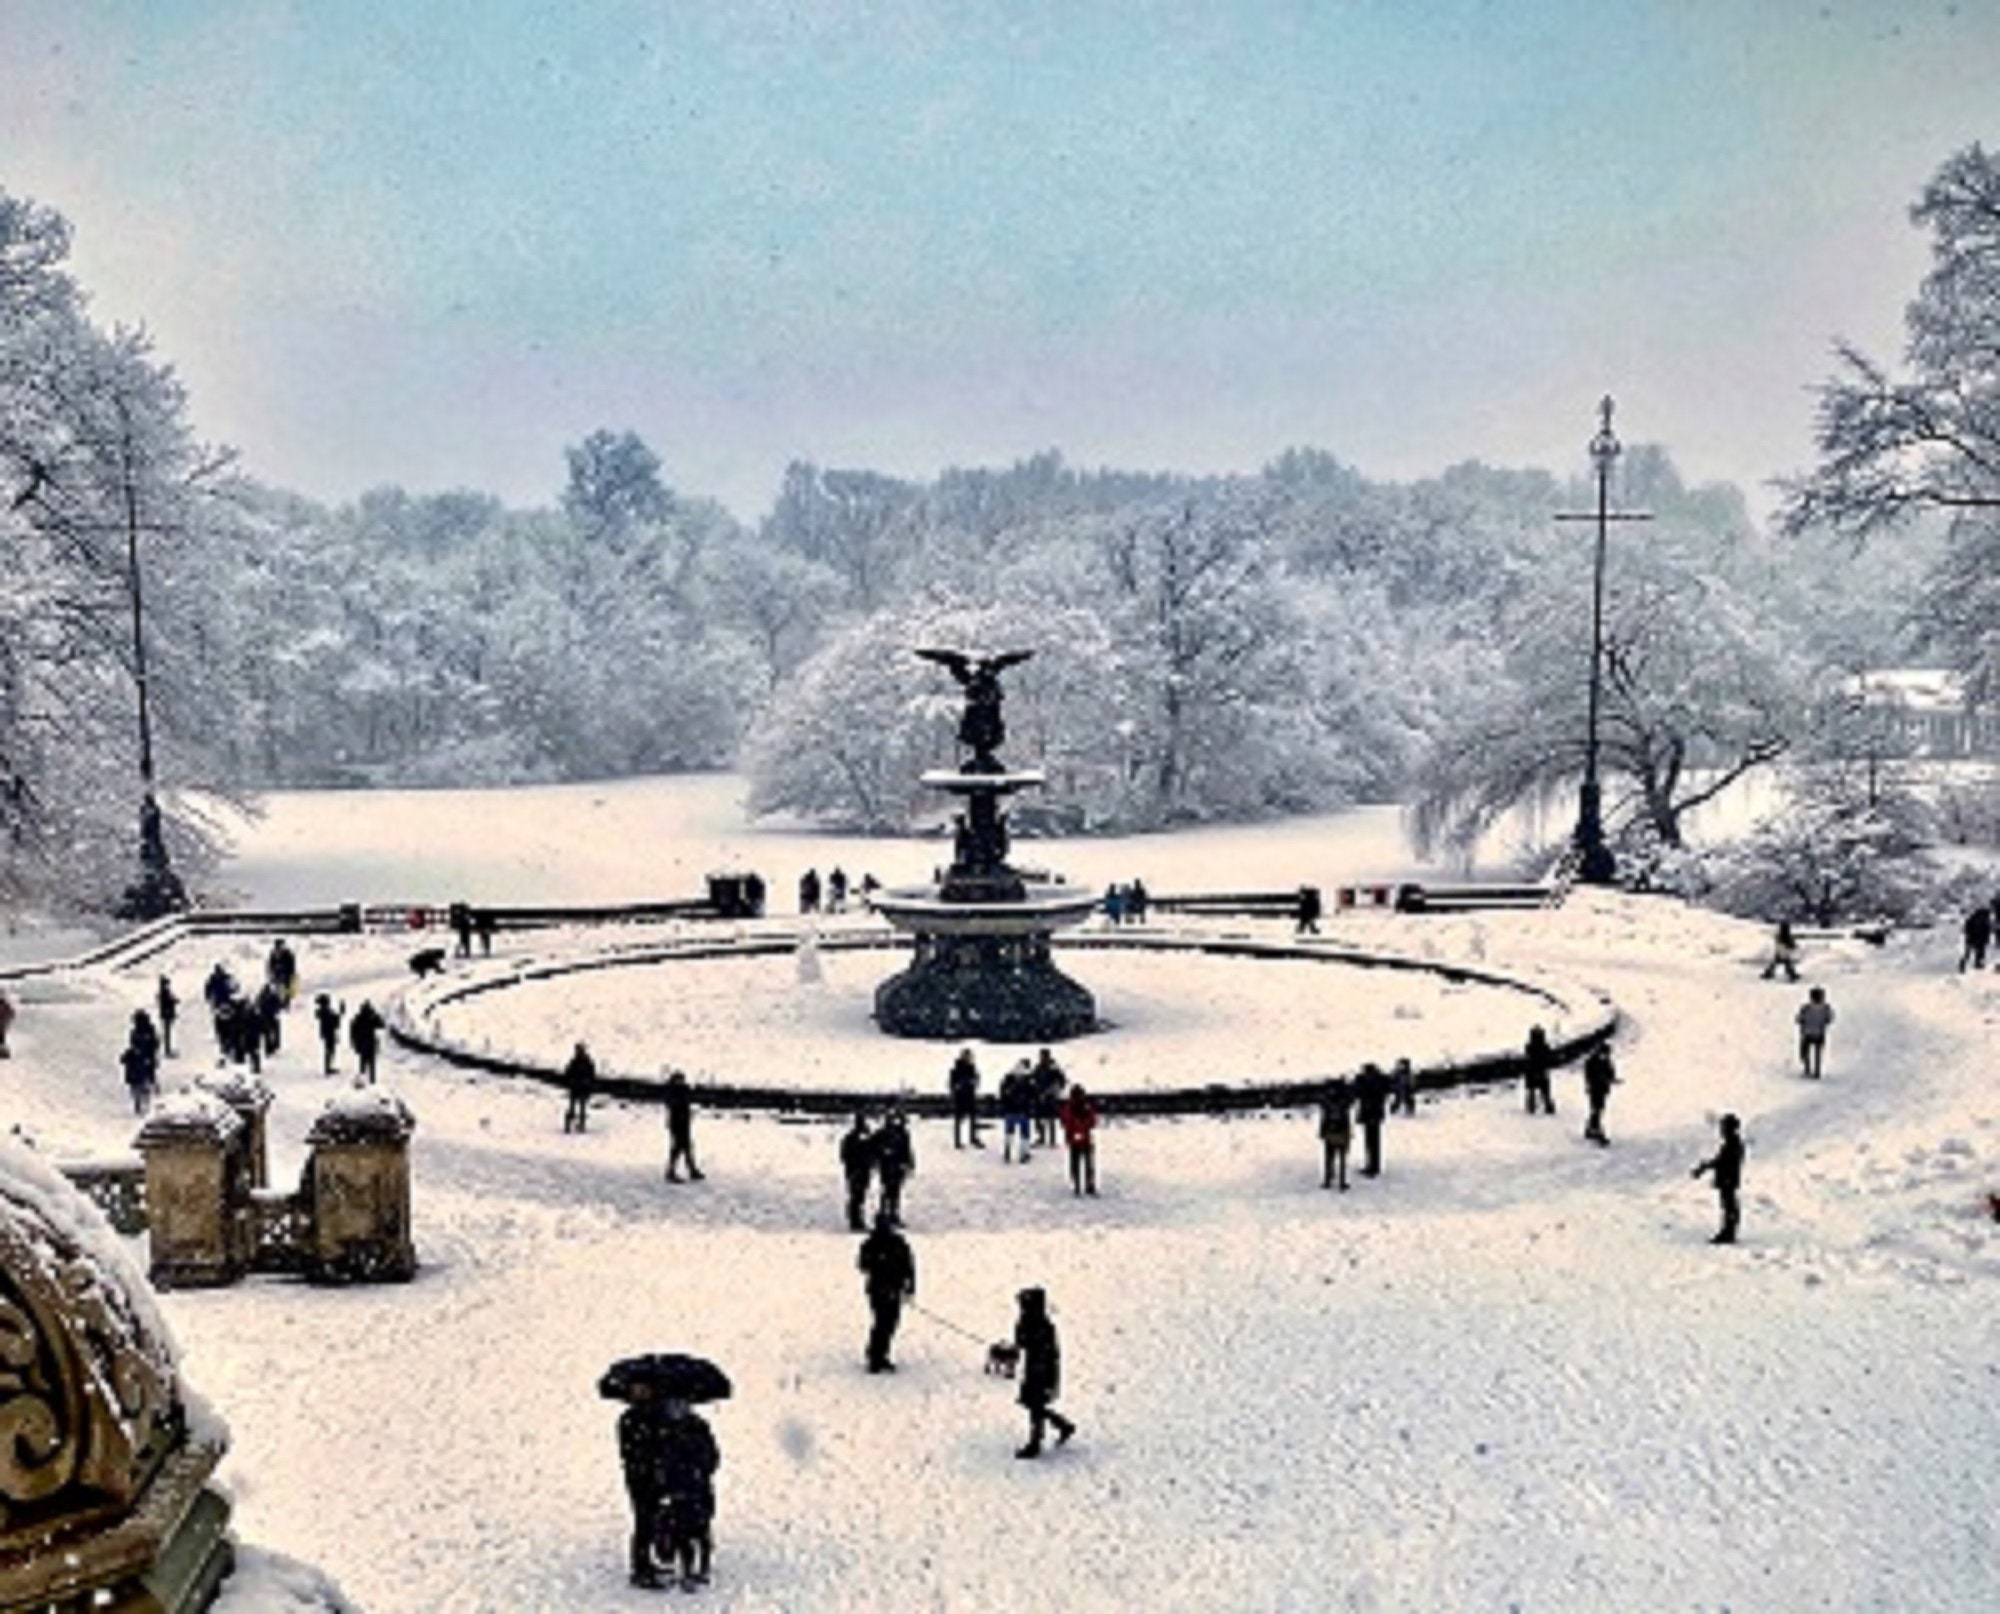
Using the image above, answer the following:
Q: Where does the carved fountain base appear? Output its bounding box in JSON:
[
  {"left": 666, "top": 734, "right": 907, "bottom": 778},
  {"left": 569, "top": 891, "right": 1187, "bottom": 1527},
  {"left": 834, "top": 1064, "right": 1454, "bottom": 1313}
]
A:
[{"left": 874, "top": 930, "right": 1097, "bottom": 1041}]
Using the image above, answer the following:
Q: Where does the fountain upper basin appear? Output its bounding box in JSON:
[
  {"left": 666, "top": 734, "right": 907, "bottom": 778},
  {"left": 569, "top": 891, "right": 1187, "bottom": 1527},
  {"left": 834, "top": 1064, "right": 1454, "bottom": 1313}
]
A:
[{"left": 870, "top": 884, "right": 1099, "bottom": 936}]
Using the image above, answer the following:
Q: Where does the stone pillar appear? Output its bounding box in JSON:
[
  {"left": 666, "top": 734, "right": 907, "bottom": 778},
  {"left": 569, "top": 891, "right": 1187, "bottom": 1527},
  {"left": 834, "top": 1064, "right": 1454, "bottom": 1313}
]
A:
[
  {"left": 303, "top": 1091, "right": 417, "bottom": 1284},
  {"left": 194, "top": 1071, "right": 274, "bottom": 1189},
  {"left": 134, "top": 1095, "right": 249, "bottom": 1290},
  {"left": 1, "top": 1138, "right": 235, "bottom": 1610}
]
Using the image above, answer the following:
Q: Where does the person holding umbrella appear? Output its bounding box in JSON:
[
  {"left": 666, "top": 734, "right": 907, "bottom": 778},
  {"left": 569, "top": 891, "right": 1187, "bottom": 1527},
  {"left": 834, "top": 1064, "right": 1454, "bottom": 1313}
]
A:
[{"left": 602, "top": 1353, "right": 729, "bottom": 1591}]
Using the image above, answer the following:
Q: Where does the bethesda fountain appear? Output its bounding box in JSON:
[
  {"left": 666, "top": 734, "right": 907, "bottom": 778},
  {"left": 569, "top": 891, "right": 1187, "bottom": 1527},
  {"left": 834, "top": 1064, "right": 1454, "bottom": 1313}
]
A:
[{"left": 870, "top": 648, "right": 1100, "bottom": 1040}]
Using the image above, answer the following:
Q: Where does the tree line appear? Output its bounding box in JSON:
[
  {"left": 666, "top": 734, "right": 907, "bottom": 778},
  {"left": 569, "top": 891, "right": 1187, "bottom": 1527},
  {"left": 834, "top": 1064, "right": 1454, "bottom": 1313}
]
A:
[{"left": 4, "top": 144, "right": 1996, "bottom": 912}]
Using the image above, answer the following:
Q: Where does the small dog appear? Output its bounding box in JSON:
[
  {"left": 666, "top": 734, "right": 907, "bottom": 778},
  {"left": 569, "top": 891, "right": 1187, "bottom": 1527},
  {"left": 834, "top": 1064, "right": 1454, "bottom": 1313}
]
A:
[
  {"left": 985, "top": 1341, "right": 1020, "bottom": 1378},
  {"left": 408, "top": 947, "right": 448, "bottom": 979}
]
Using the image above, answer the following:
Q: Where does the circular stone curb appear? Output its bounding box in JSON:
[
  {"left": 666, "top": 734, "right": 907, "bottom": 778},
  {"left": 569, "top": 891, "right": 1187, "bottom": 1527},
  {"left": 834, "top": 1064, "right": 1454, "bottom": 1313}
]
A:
[{"left": 388, "top": 925, "right": 1619, "bottom": 1119}]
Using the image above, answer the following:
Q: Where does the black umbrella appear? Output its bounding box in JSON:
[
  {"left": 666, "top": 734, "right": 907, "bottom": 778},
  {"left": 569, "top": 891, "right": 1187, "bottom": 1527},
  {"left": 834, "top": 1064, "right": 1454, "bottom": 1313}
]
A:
[{"left": 598, "top": 1352, "right": 733, "bottom": 1405}]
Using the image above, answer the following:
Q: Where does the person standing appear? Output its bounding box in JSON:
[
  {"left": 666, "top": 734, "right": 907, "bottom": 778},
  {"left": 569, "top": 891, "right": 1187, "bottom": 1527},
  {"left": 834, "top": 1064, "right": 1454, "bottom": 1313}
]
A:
[
  {"left": 266, "top": 937, "right": 299, "bottom": 1007},
  {"left": 1031, "top": 1047, "right": 1067, "bottom": 1148},
  {"left": 1353, "top": 1061, "right": 1391, "bottom": 1178},
  {"left": 798, "top": 868, "right": 821, "bottom": 915},
  {"left": 1318, "top": 1077, "right": 1354, "bottom": 1190},
  {"left": 857, "top": 1209, "right": 916, "bottom": 1374},
  {"left": 562, "top": 1042, "right": 597, "bottom": 1133},
  {"left": 874, "top": 1108, "right": 913, "bottom": 1223},
  {"left": 1582, "top": 1043, "right": 1618, "bottom": 1145},
  {"left": 1057, "top": 1081, "right": 1099, "bottom": 1197},
  {"left": 313, "top": 994, "right": 344, "bottom": 1075},
  {"left": 1295, "top": 884, "right": 1323, "bottom": 936},
  {"left": 1692, "top": 1113, "right": 1746, "bottom": 1244},
  {"left": 1011, "top": 1287, "right": 1077, "bottom": 1458},
  {"left": 616, "top": 1382, "right": 671, "bottom": 1590},
  {"left": 255, "top": 980, "right": 284, "bottom": 1057},
  {"left": 1390, "top": 1056, "right": 1417, "bottom": 1117},
  {"left": 1795, "top": 987, "right": 1835, "bottom": 1078},
  {"left": 1960, "top": 904, "right": 1993, "bottom": 972},
  {"left": 0, "top": 987, "right": 12, "bottom": 1058},
  {"left": 826, "top": 867, "right": 848, "bottom": 913},
  {"left": 450, "top": 901, "right": 474, "bottom": 958},
  {"left": 948, "top": 1048, "right": 985, "bottom": 1149},
  {"left": 999, "top": 1061, "right": 1034, "bottom": 1163},
  {"left": 121, "top": 1011, "right": 160, "bottom": 1115},
  {"left": 349, "top": 998, "right": 384, "bottom": 1083},
  {"left": 155, "top": 976, "right": 179, "bottom": 1058},
  {"left": 1760, "top": 919, "right": 1801, "bottom": 982},
  {"left": 664, "top": 1069, "right": 704, "bottom": 1181},
  {"left": 1521, "top": 1025, "right": 1557, "bottom": 1115},
  {"left": 654, "top": 1397, "right": 721, "bottom": 1589},
  {"left": 840, "top": 1113, "right": 876, "bottom": 1232}
]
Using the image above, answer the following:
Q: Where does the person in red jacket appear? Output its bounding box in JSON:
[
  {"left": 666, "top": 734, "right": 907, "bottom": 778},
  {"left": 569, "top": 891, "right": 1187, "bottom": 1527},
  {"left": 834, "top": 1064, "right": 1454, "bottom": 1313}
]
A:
[{"left": 1057, "top": 1082, "right": 1099, "bottom": 1197}]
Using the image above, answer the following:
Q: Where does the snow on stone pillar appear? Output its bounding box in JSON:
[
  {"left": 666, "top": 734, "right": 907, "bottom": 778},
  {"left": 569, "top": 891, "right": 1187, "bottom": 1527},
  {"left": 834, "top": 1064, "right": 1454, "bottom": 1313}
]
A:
[
  {"left": 302, "top": 1089, "right": 417, "bottom": 1284},
  {"left": 193, "top": 1070, "right": 274, "bottom": 1190},
  {"left": 0, "top": 1138, "right": 235, "bottom": 1609},
  {"left": 135, "top": 1093, "right": 251, "bottom": 1290}
]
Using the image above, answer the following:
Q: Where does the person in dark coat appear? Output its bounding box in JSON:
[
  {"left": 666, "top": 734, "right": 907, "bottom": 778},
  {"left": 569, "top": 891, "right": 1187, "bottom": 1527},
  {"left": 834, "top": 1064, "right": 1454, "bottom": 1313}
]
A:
[
  {"left": 449, "top": 901, "right": 474, "bottom": 958},
  {"left": 202, "top": 962, "right": 235, "bottom": 1015},
  {"left": 474, "top": 909, "right": 495, "bottom": 955},
  {"left": 121, "top": 1011, "right": 160, "bottom": 1115},
  {"left": 1959, "top": 904, "right": 1992, "bottom": 972},
  {"left": 826, "top": 867, "right": 848, "bottom": 913},
  {"left": 1760, "top": 919, "right": 1801, "bottom": 981},
  {"left": 1521, "top": 1025, "right": 1556, "bottom": 1115},
  {"left": 1795, "top": 987, "right": 1835, "bottom": 1078},
  {"left": 798, "top": 868, "right": 821, "bottom": 914},
  {"left": 1012, "top": 1287, "right": 1077, "bottom": 1458},
  {"left": 654, "top": 1399, "right": 721, "bottom": 1589},
  {"left": 1295, "top": 884, "right": 1323, "bottom": 936},
  {"left": 999, "top": 1061, "right": 1034, "bottom": 1163},
  {"left": 349, "top": 999, "right": 384, "bottom": 1083},
  {"left": 1692, "top": 1113, "right": 1746, "bottom": 1244},
  {"left": 1057, "top": 1081, "right": 1099, "bottom": 1196},
  {"left": 857, "top": 1210, "right": 916, "bottom": 1373},
  {"left": 1582, "top": 1043, "right": 1618, "bottom": 1145},
  {"left": 0, "top": 988, "right": 12, "bottom": 1058},
  {"left": 266, "top": 937, "right": 299, "bottom": 1006},
  {"left": 1318, "top": 1077, "right": 1354, "bottom": 1190},
  {"left": 874, "top": 1108, "right": 913, "bottom": 1223},
  {"left": 155, "top": 976, "right": 178, "bottom": 1058},
  {"left": 255, "top": 980, "right": 284, "bottom": 1056},
  {"left": 313, "top": 993, "right": 344, "bottom": 1075},
  {"left": 948, "top": 1047, "right": 985, "bottom": 1149},
  {"left": 840, "top": 1113, "right": 876, "bottom": 1231},
  {"left": 1353, "top": 1061, "right": 1391, "bottom": 1178},
  {"left": 218, "top": 996, "right": 261, "bottom": 1073},
  {"left": 664, "top": 1070, "right": 704, "bottom": 1180},
  {"left": 563, "top": 1042, "right": 597, "bottom": 1134},
  {"left": 616, "top": 1384, "right": 670, "bottom": 1589},
  {"left": 1031, "top": 1047, "right": 1067, "bottom": 1148},
  {"left": 1390, "top": 1055, "right": 1417, "bottom": 1117},
  {"left": 1126, "top": 879, "right": 1149, "bottom": 924}
]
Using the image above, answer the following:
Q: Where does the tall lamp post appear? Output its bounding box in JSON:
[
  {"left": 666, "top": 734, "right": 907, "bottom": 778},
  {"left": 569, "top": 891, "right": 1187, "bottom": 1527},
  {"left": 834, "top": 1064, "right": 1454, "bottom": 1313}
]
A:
[
  {"left": 1555, "top": 396, "right": 1650, "bottom": 886},
  {"left": 119, "top": 417, "right": 186, "bottom": 919}
]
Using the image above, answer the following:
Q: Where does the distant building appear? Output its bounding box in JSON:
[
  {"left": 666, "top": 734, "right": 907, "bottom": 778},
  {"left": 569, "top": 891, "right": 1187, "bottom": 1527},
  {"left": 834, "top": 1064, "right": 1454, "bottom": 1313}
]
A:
[{"left": 1846, "top": 669, "right": 2000, "bottom": 758}]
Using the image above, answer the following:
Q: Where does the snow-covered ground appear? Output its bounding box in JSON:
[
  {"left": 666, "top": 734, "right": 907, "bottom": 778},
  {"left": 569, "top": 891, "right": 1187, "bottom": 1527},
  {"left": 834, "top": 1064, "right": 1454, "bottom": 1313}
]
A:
[{"left": 5, "top": 776, "right": 1997, "bottom": 1612}]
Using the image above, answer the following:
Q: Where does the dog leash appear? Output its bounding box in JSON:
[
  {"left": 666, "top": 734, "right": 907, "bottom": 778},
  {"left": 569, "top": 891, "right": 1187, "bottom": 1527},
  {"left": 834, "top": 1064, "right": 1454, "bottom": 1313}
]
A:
[{"left": 907, "top": 1301, "right": 990, "bottom": 1344}]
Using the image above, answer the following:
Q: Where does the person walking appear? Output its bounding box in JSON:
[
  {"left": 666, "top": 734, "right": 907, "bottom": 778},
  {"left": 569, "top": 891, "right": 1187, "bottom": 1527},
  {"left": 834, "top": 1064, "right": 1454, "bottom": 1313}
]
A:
[
  {"left": 1521, "top": 1025, "right": 1557, "bottom": 1115},
  {"left": 948, "top": 1048, "right": 985, "bottom": 1149},
  {"left": 121, "top": 1011, "right": 160, "bottom": 1115},
  {"left": 664, "top": 1069, "right": 704, "bottom": 1181},
  {"left": 1058, "top": 1081, "right": 1099, "bottom": 1197},
  {"left": 840, "top": 1113, "right": 876, "bottom": 1232},
  {"left": 1760, "top": 919, "right": 1801, "bottom": 982},
  {"left": 1031, "top": 1047, "right": 1067, "bottom": 1148},
  {"left": 1318, "top": 1076, "right": 1354, "bottom": 1190},
  {"left": 561, "top": 1042, "right": 597, "bottom": 1133},
  {"left": 1353, "top": 1061, "right": 1391, "bottom": 1178},
  {"left": 999, "top": 1060, "right": 1034, "bottom": 1163},
  {"left": 857, "top": 1209, "right": 916, "bottom": 1374},
  {"left": 1796, "top": 987, "right": 1835, "bottom": 1078},
  {"left": 1960, "top": 904, "right": 1993, "bottom": 972},
  {"left": 1295, "top": 884, "right": 1323, "bottom": 936},
  {"left": 1582, "top": 1043, "right": 1618, "bottom": 1145},
  {"left": 349, "top": 999, "right": 384, "bottom": 1083},
  {"left": 1011, "top": 1287, "right": 1077, "bottom": 1458},
  {"left": 874, "top": 1108, "right": 913, "bottom": 1223},
  {"left": 1692, "top": 1113, "right": 1746, "bottom": 1244},
  {"left": 156, "top": 976, "right": 179, "bottom": 1058},
  {"left": 1390, "top": 1055, "right": 1417, "bottom": 1117},
  {"left": 313, "top": 993, "right": 344, "bottom": 1075}
]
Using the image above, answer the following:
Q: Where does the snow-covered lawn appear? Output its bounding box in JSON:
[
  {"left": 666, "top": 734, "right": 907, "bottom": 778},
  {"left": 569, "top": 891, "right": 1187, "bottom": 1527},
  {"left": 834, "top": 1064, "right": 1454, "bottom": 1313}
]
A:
[{"left": 5, "top": 778, "right": 1997, "bottom": 1612}]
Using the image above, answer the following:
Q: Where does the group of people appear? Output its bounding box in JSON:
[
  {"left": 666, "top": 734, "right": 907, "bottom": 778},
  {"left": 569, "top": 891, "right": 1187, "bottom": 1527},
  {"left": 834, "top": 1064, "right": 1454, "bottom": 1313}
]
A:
[
  {"left": 840, "top": 1108, "right": 914, "bottom": 1230},
  {"left": 562, "top": 1047, "right": 705, "bottom": 1181},
  {"left": 944, "top": 1047, "right": 1100, "bottom": 1194},
  {"left": 796, "top": 867, "right": 876, "bottom": 915},
  {"left": 1314, "top": 1056, "right": 1415, "bottom": 1189},
  {"left": 199, "top": 939, "right": 299, "bottom": 1072},
  {"left": 1100, "top": 880, "right": 1150, "bottom": 925},
  {"left": 446, "top": 901, "right": 497, "bottom": 959}
]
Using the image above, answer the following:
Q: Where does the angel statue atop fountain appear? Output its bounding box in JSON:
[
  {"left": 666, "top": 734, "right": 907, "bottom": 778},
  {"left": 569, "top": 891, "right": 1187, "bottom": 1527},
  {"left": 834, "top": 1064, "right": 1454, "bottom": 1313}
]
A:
[{"left": 916, "top": 648, "right": 1033, "bottom": 770}]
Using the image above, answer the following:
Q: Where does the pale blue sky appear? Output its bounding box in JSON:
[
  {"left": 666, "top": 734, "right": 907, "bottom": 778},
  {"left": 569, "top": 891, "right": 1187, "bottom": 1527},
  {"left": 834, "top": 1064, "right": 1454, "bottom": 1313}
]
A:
[{"left": 5, "top": 2, "right": 1996, "bottom": 518}]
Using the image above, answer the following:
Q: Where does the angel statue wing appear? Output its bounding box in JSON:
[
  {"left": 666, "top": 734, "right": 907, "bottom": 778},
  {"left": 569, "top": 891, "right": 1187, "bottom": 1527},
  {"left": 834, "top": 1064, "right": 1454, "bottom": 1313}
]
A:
[{"left": 914, "top": 647, "right": 973, "bottom": 684}]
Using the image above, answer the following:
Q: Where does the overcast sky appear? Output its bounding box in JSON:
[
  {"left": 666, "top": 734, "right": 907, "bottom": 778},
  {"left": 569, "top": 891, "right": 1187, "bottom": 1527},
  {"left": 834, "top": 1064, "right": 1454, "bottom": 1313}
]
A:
[{"left": 5, "top": 2, "right": 1996, "bottom": 521}]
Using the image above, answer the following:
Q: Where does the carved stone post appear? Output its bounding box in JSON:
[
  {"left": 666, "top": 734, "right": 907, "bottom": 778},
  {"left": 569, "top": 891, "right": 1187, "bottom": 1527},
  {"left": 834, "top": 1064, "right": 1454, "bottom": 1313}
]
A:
[
  {"left": 135, "top": 1095, "right": 250, "bottom": 1290},
  {"left": 303, "top": 1090, "right": 417, "bottom": 1284},
  {"left": 194, "top": 1070, "right": 274, "bottom": 1190}
]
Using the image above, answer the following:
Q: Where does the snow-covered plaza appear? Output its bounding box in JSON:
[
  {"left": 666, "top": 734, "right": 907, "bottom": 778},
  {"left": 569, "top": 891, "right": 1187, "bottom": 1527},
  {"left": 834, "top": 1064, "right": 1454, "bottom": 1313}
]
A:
[{"left": 5, "top": 777, "right": 1997, "bottom": 1612}]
